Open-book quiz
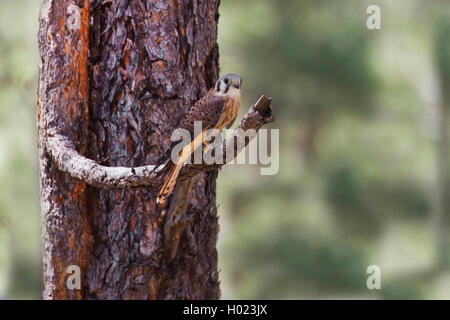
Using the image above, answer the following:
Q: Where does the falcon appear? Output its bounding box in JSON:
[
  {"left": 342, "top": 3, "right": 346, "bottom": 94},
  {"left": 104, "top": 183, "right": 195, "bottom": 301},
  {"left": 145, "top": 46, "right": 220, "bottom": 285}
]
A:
[{"left": 156, "top": 74, "right": 242, "bottom": 206}]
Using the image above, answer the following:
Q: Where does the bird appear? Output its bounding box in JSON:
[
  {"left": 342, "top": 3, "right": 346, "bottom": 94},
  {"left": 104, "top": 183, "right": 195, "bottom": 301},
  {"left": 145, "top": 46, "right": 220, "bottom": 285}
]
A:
[{"left": 156, "top": 73, "right": 242, "bottom": 206}]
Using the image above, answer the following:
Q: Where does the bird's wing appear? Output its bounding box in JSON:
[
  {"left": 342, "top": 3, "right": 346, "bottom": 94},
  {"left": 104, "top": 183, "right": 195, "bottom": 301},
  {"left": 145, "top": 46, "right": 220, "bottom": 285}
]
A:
[
  {"left": 157, "top": 93, "right": 228, "bottom": 206},
  {"left": 180, "top": 92, "right": 228, "bottom": 135},
  {"left": 153, "top": 92, "right": 226, "bottom": 170},
  {"left": 172, "top": 92, "right": 228, "bottom": 167}
]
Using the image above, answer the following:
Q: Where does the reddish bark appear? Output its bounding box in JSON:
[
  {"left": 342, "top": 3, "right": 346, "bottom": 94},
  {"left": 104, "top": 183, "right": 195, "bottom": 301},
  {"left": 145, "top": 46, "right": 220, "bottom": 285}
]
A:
[{"left": 38, "top": 0, "right": 92, "bottom": 300}]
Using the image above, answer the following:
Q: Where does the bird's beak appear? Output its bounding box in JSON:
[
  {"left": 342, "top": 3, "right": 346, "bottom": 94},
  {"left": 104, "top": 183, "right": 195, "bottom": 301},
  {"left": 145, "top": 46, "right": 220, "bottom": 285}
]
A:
[{"left": 233, "top": 80, "right": 240, "bottom": 89}]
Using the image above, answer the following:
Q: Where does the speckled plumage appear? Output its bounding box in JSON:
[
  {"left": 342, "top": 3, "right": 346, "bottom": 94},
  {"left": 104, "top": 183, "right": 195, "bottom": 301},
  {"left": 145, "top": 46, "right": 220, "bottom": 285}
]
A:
[
  {"left": 157, "top": 74, "right": 242, "bottom": 206},
  {"left": 180, "top": 93, "right": 229, "bottom": 134}
]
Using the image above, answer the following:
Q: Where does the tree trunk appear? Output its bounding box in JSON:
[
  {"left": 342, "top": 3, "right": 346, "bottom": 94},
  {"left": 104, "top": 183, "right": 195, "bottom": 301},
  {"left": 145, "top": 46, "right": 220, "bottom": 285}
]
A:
[{"left": 38, "top": 0, "right": 221, "bottom": 299}]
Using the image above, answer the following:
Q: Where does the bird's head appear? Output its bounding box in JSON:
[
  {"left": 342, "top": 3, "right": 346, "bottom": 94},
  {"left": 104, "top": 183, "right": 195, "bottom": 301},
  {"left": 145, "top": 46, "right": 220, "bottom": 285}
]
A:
[{"left": 214, "top": 73, "right": 242, "bottom": 96}]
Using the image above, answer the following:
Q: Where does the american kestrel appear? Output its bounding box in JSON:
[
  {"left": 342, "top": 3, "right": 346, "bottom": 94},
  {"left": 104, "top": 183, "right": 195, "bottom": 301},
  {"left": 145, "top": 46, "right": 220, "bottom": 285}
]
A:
[{"left": 156, "top": 74, "right": 242, "bottom": 206}]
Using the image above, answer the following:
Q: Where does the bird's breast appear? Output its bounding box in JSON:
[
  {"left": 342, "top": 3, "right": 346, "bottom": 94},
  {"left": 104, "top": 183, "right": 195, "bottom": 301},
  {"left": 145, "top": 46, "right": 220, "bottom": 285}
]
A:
[{"left": 218, "top": 96, "right": 241, "bottom": 130}]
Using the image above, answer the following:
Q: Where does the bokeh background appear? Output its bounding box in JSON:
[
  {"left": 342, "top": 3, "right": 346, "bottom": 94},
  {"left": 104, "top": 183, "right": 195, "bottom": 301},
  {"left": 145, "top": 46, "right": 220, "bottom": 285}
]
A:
[{"left": 1, "top": 0, "right": 450, "bottom": 299}]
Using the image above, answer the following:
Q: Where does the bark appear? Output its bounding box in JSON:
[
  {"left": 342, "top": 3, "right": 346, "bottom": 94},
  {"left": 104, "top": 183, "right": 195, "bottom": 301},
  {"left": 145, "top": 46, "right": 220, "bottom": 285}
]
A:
[
  {"left": 38, "top": 0, "right": 91, "bottom": 300},
  {"left": 38, "top": 0, "right": 273, "bottom": 300}
]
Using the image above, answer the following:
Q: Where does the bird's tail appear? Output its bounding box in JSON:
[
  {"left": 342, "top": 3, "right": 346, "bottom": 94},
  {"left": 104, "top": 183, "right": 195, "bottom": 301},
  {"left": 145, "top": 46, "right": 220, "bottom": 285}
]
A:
[
  {"left": 156, "top": 131, "right": 205, "bottom": 206},
  {"left": 151, "top": 140, "right": 179, "bottom": 175},
  {"left": 156, "top": 161, "right": 183, "bottom": 206}
]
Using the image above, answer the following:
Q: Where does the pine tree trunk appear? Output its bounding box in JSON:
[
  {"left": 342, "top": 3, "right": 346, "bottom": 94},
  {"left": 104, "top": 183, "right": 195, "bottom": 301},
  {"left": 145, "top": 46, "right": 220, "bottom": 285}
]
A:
[{"left": 38, "top": 0, "right": 221, "bottom": 300}]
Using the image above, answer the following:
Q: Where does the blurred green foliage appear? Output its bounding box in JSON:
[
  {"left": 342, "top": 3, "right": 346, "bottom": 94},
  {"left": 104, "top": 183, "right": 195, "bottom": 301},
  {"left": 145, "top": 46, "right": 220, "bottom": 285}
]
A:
[
  {"left": 1, "top": 0, "right": 450, "bottom": 299},
  {"left": 217, "top": 0, "right": 450, "bottom": 299},
  {"left": 0, "top": 0, "right": 41, "bottom": 299}
]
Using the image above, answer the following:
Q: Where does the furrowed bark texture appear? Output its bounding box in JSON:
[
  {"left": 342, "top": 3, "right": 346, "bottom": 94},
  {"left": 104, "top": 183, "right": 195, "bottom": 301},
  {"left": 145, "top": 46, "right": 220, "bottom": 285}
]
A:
[
  {"left": 86, "top": 0, "right": 221, "bottom": 300},
  {"left": 38, "top": 0, "right": 222, "bottom": 299},
  {"left": 38, "top": 0, "right": 92, "bottom": 300}
]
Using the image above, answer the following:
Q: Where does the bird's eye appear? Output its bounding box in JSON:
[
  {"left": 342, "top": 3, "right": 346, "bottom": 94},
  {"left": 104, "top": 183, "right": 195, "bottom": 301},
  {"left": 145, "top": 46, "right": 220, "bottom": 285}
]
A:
[{"left": 224, "top": 78, "right": 229, "bottom": 85}]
